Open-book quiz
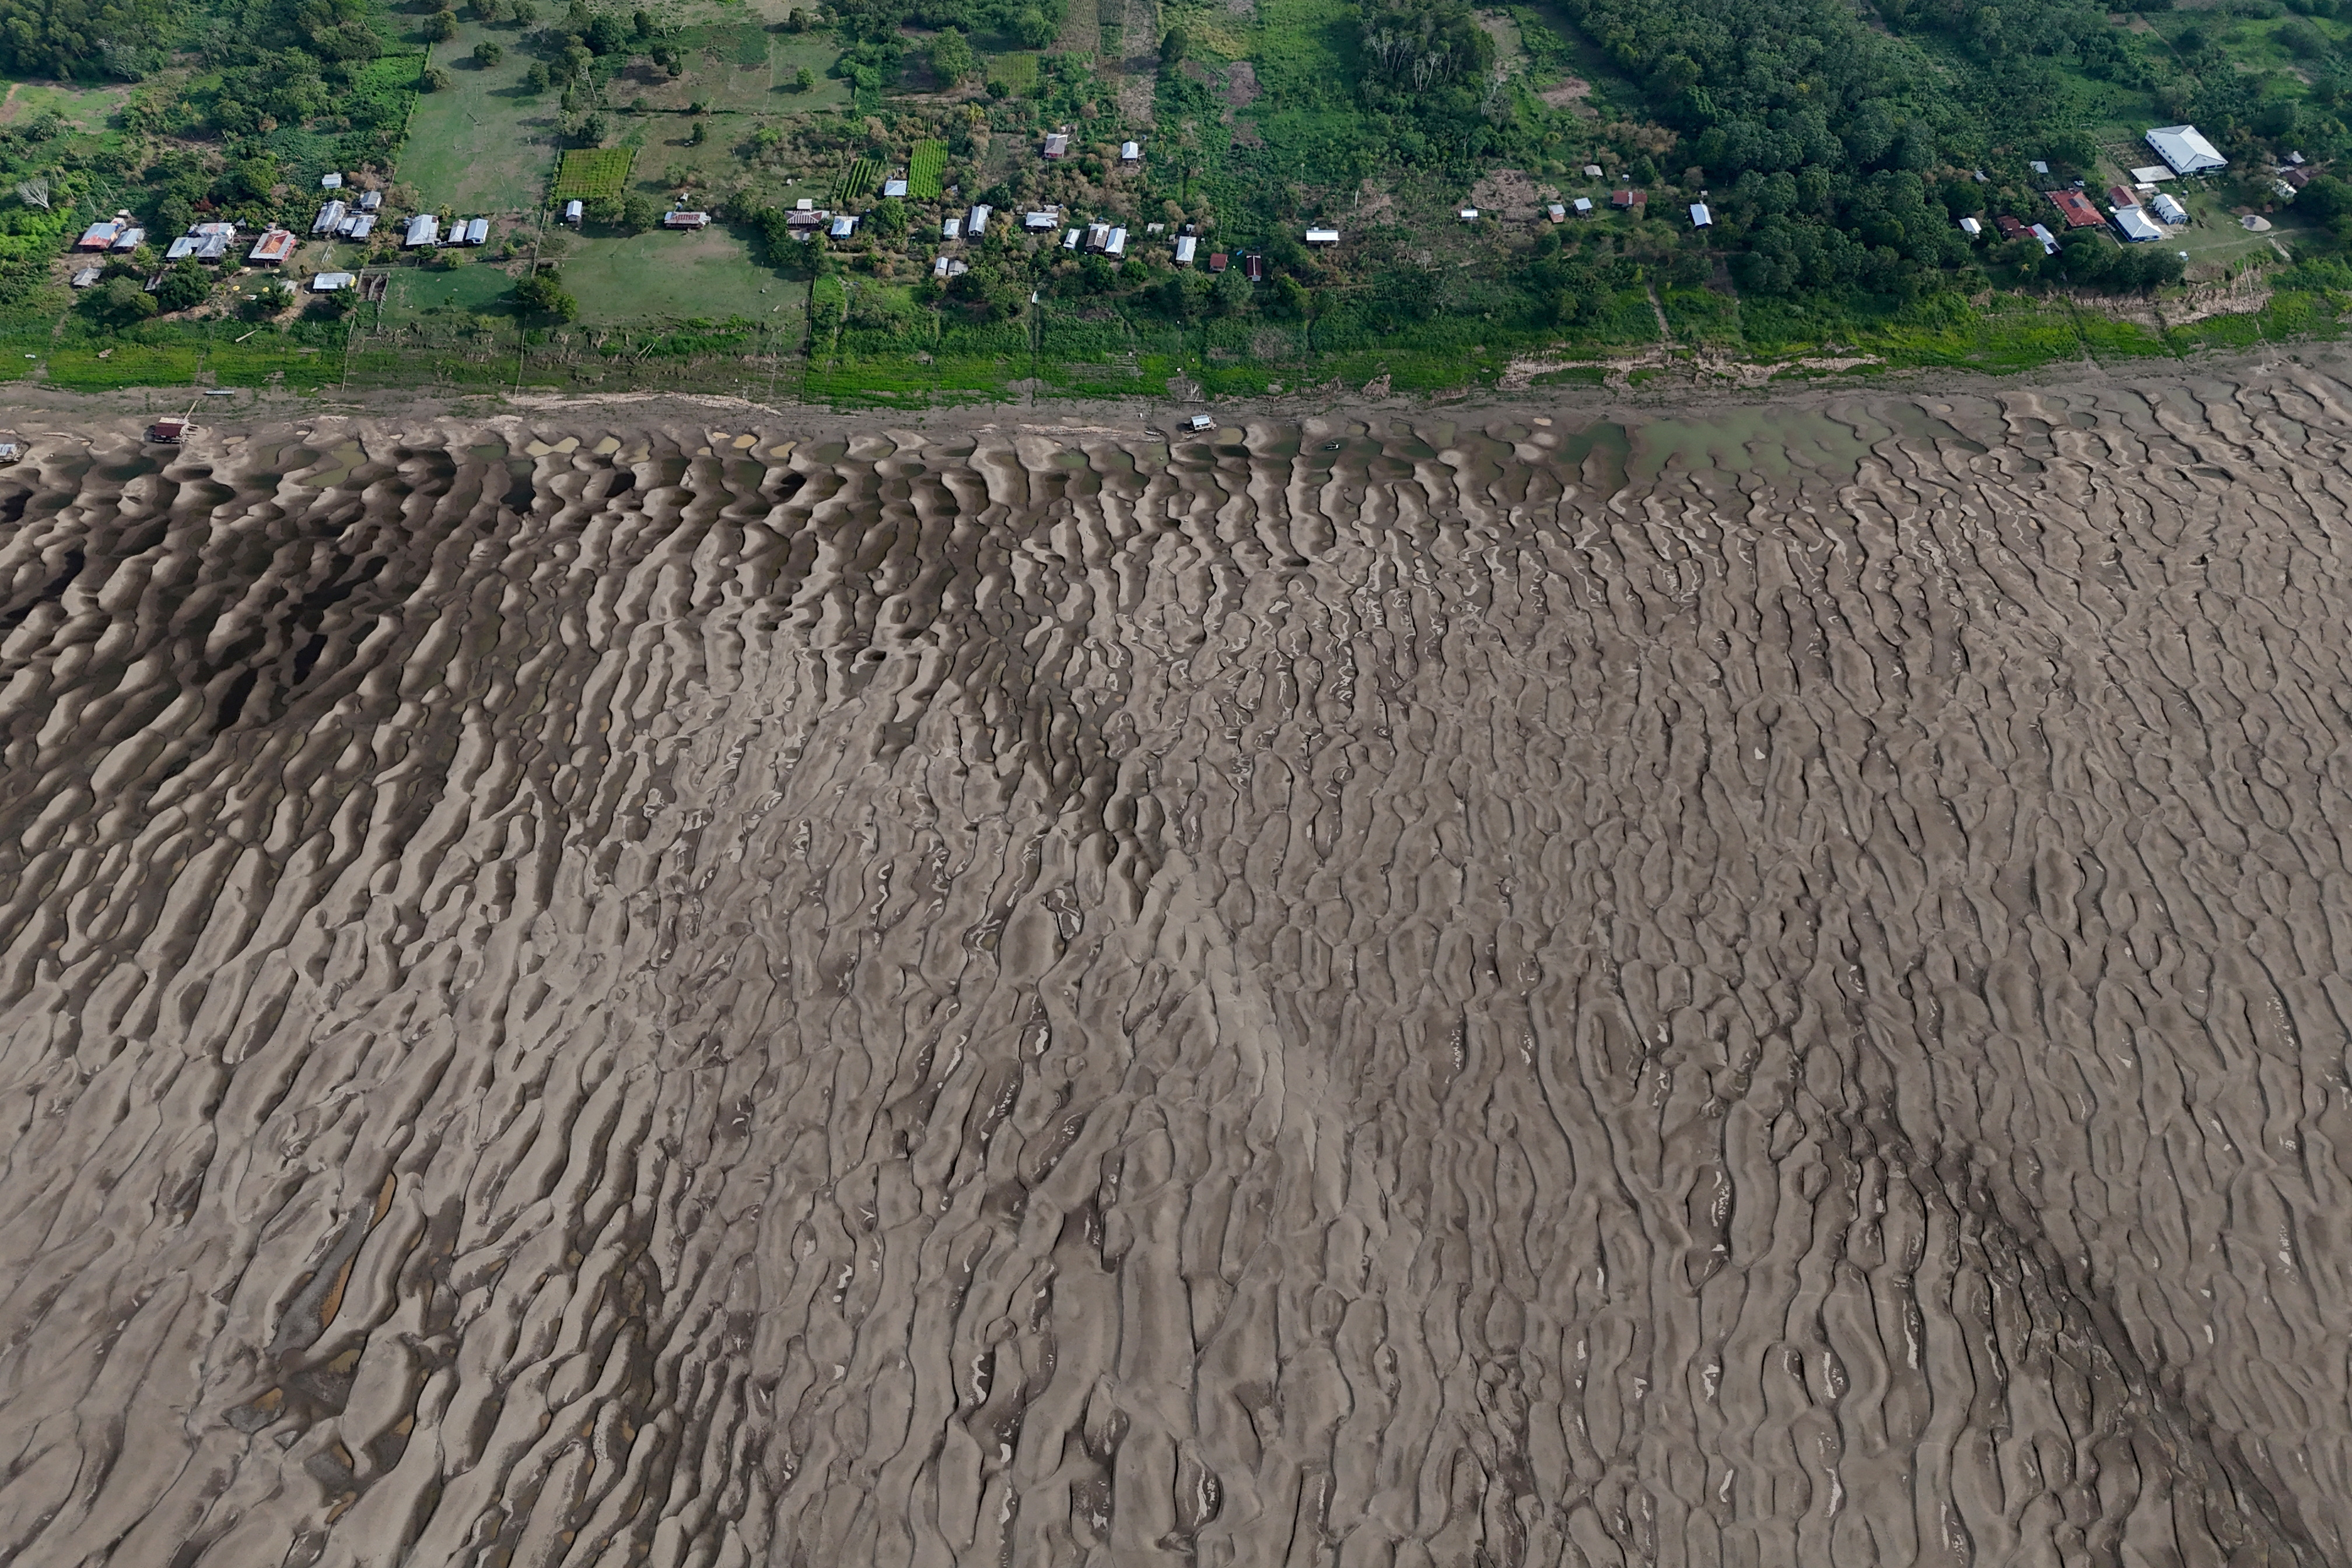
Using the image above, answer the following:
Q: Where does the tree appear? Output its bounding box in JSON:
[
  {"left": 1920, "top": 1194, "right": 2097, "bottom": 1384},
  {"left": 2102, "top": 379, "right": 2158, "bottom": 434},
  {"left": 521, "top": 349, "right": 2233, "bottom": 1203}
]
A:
[
  {"left": 872, "top": 197, "right": 907, "bottom": 236},
  {"left": 14, "top": 177, "right": 47, "bottom": 210},
  {"left": 524, "top": 61, "right": 551, "bottom": 91},
  {"left": 576, "top": 111, "right": 608, "bottom": 145},
  {"left": 474, "top": 40, "right": 504, "bottom": 65},
  {"left": 422, "top": 64, "right": 452, "bottom": 90},
  {"left": 633, "top": 8, "right": 655, "bottom": 37},
  {"left": 511, "top": 0, "right": 537, "bottom": 23},
  {"left": 688, "top": 118, "right": 708, "bottom": 144},
  {"left": 2295, "top": 174, "right": 2352, "bottom": 223},
  {"left": 930, "top": 27, "right": 974, "bottom": 83},
  {"left": 586, "top": 12, "right": 626, "bottom": 52},
  {"left": 515, "top": 267, "right": 579, "bottom": 320},
  {"left": 244, "top": 280, "right": 292, "bottom": 319},
  {"left": 84, "top": 276, "right": 157, "bottom": 327},
  {"left": 620, "top": 192, "right": 659, "bottom": 230},
  {"left": 1016, "top": 6, "right": 1054, "bottom": 47},
  {"left": 1160, "top": 26, "right": 1188, "bottom": 64},
  {"left": 793, "top": 64, "right": 815, "bottom": 90},
  {"left": 475, "top": 0, "right": 504, "bottom": 20},
  {"left": 153, "top": 262, "right": 209, "bottom": 313},
  {"left": 425, "top": 8, "right": 459, "bottom": 41},
  {"left": 1213, "top": 262, "right": 1252, "bottom": 313}
]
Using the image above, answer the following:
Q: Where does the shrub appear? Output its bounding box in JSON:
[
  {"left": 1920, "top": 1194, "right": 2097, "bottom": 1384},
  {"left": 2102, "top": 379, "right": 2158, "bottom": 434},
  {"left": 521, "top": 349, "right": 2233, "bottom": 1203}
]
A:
[
  {"left": 474, "top": 40, "right": 504, "bottom": 65},
  {"left": 524, "top": 61, "right": 551, "bottom": 92},
  {"left": 83, "top": 275, "right": 156, "bottom": 326},
  {"left": 930, "top": 27, "right": 974, "bottom": 82},
  {"left": 154, "top": 262, "right": 209, "bottom": 312},
  {"left": 1160, "top": 26, "right": 1187, "bottom": 64},
  {"left": 425, "top": 9, "right": 459, "bottom": 41},
  {"left": 421, "top": 65, "right": 452, "bottom": 90}
]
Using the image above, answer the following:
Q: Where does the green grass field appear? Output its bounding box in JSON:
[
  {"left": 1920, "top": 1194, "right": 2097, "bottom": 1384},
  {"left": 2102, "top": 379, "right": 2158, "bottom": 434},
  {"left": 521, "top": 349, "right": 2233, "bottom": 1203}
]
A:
[
  {"left": 557, "top": 225, "right": 801, "bottom": 324},
  {"left": 400, "top": 18, "right": 562, "bottom": 212},
  {"left": 384, "top": 261, "right": 526, "bottom": 319},
  {"left": 0, "top": 79, "right": 135, "bottom": 131}
]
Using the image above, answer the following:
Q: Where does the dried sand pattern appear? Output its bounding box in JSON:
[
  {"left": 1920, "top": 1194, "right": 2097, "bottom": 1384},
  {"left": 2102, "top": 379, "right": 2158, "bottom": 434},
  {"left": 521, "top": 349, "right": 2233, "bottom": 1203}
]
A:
[{"left": 0, "top": 373, "right": 2349, "bottom": 1566}]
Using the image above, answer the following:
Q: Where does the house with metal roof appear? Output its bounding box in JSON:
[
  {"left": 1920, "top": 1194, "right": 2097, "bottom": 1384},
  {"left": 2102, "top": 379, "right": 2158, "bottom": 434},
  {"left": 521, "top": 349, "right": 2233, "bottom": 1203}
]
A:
[
  {"left": 1689, "top": 201, "right": 1712, "bottom": 228},
  {"left": 1042, "top": 132, "right": 1069, "bottom": 158},
  {"left": 2111, "top": 205, "right": 2164, "bottom": 242},
  {"left": 666, "top": 210, "right": 712, "bottom": 230},
  {"left": 827, "top": 214, "right": 856, "bottom": 237},
  {"left": 313, "top": 200, "right": 347, "bottom": 234},
  {"left": 2146, "top": 125, "right": 2225, "bottom": 176},
  {"left": 2048, "top": 188, "right": 2103, "bottom": 228},
  {"left": 1173, "top": 235, "right": 1196, "bottom": 265},
  {"left": 404, "top": 215, "right": 439, "bottom": 247},
  {"left": 310, "top": 271, "right": 356, "bottom": 291}
]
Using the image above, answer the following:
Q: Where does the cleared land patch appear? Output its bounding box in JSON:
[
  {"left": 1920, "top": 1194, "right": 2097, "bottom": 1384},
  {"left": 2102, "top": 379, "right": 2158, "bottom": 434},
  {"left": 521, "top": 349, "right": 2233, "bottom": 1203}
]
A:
[
  {"left": 400, "top": 18, "right": 561, "bottom": 211},
  {"left": 556, "top": 225, "right": 799, "bottom": 325}
]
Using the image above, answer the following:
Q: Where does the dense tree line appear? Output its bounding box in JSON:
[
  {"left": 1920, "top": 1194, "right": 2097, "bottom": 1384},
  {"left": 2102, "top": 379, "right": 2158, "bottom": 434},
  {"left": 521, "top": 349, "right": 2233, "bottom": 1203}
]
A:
[{"left": 0, "top": 0, "right": 170, "bottom": 77}]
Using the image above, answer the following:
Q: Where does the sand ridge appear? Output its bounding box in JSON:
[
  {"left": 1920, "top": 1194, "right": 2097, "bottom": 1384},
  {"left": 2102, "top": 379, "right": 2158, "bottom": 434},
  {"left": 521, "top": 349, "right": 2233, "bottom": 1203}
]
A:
[{"left": 0, "top": 368, "right": 2348, "bottom": 1563}]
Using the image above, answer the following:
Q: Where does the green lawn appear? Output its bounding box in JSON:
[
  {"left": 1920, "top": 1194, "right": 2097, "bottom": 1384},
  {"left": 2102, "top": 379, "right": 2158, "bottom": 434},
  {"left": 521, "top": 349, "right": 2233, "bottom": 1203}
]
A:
[
  {"left": 400, "top": 18, "right": 562, "bottom": 212},
  {"left": 0, "top": 79, "right": 134, "bottom": 131},
  {"left": 384, "top": 261, "right": 525, "bottom": 320},
  {"left": 555, "top": 225, "right": 800, "bottom": 324}
]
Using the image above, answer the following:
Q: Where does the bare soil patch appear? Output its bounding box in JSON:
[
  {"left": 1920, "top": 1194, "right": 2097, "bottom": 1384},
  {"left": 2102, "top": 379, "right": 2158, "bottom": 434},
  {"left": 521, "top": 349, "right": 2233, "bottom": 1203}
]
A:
[{"left": 1468, "top": 167, "right": 1560, "bottom": 220}]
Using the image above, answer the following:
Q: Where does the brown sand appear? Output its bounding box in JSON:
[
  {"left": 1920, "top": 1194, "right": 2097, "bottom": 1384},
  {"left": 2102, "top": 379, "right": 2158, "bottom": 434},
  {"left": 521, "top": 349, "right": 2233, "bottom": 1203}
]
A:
[{"left": 1, "top": 362, "right": 2348, "bottom": 1565}]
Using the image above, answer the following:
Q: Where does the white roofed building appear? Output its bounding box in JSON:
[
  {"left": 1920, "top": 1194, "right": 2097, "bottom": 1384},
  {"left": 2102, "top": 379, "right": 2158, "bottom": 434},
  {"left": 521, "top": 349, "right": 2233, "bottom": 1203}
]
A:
[
  {"left": 2111, "top": 205, "right": 2164, "bottom": 242},
  {"left": 2146, "top": 125, "right": 2226, "bottom": 176}
]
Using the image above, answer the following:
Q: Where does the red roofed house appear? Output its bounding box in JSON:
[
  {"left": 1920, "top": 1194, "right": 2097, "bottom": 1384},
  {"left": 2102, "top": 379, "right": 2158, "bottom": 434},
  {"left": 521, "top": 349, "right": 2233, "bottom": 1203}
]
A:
[
  {"left": 1611, "top": 189, "right": 1645, "bottom": 209},
  {"left": 2108, "top": 184, "right": 2140, "bottom": 209},
  {"left": 1207, "top": 251, "right": 1228, "bottom": 272},
  {"left": 2048, "top": 188, "right": 2103, "bottom": 228},
  {"left": 1995, "top": 215, "right": 2028, "bottom": 240}
]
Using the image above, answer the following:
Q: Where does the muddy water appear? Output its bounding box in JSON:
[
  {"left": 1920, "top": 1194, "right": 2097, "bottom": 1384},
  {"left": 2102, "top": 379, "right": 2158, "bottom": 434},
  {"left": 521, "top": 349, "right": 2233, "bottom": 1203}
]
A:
[{"left": 1, "top": 373, "right": 2348, "bottom": 1566}]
